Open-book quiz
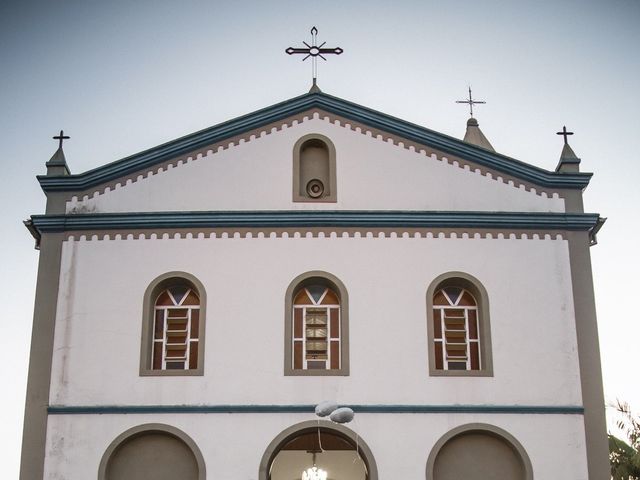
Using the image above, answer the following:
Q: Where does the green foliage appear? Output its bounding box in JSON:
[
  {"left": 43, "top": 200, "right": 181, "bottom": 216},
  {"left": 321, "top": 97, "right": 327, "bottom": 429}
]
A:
[
  {"left": 609, "top": 400, "right": 640, "bottom": 480},
  {"left": 609, "top": 435, "right": 640, "bottom": 480}
]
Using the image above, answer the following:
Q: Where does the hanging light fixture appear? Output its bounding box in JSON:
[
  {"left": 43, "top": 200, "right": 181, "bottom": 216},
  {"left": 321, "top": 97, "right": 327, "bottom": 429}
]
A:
[
  {"left": 302, "top": 452, "right": 327, "bottom": 480},
  {"left": 302, "top": 465, "right": 327, "bottom": 480}
]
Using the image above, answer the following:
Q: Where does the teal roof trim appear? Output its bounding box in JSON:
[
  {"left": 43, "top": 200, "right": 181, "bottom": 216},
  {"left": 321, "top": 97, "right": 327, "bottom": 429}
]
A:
[
  {"left": 29, "top": 210, "right": 601, "bottom": 235},
  {"left": 37, "top": 92, "right": 592, "bottom": 192},
  {"left": 48, "top": 404, "right": 584, "bottom": 415}
]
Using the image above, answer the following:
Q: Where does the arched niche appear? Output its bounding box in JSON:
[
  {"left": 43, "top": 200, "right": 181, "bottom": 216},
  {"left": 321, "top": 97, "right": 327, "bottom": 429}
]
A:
[
  {"left": 292, "top": 134, "right": 337, "bottom": 202},
  {"left": 259, "top": 420, "right": 377, "bottom": 480},
  {"left": 426, "top": 423, "right": 533, "bottom": 480},
  {"left": 98, "top": 423, "right": 206, "bottom": 480}
]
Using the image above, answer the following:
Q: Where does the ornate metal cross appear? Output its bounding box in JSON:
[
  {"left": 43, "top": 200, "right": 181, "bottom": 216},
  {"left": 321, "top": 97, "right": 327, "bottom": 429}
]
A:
[
  {"left": 556, "top": 126, "right": 574, "bottom": 144},
  {"left": 286, "top": 27, "right": 343, "bottom": 83},
  {"left": 53, "top": 130, "right": 70, "bottom": 149},
  {"left": 456, "top": 87, "right": 486, "bottom": 117}
]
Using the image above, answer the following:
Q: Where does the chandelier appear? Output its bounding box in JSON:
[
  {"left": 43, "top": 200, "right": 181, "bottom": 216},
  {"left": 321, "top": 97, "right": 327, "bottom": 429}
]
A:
[
  {"left": 302, "top": 452, "right": 327, "bottom": 480},
  {"left": 302, "top": 465, "right": 327, "bottom": 480}
]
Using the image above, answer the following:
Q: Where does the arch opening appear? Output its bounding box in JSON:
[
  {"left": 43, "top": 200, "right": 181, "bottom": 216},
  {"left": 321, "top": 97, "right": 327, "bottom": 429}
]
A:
[{"left": 260, "top": 421, "right": 377, "bottom": 480}]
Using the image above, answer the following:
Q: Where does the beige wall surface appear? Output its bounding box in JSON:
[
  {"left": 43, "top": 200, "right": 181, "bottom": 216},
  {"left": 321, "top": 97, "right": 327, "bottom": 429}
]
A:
[
  {"left": 49, "top": 233, "right": 580, "bottom": 407},
  {"left": 43, "top": 412, "right": 588, "bottom": 479}
]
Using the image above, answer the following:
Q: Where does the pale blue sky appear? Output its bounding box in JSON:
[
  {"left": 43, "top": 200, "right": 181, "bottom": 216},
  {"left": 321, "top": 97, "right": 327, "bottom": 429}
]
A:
[{"left": 2, "top": 0, "right": 639, "bottom": 476}]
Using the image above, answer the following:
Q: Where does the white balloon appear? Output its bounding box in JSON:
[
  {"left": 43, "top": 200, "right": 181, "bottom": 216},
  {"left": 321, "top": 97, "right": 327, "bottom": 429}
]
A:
[
  {"left": 329, "top": 407, "right": 354, "bottom": 423},
  {"left": 315, "top": 401, "right": 338, "bottom": 417}
]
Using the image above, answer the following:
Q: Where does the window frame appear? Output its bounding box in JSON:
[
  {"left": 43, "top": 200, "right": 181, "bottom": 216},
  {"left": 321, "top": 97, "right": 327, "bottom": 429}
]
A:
[
  {"left": 292, "top": 133, "right": 338, "bottom": 203},
  {"left": 426, "top": 272, "right": 493, "bottom": 377},
  {"left": 140, "top": 272, "right": 206, "bottom": 376},
  {"left": 293, "top": 286, "right": 341, "bottom": 370},
  {"left": 284, "top": 271, "right": 349, "bottom": 376}
]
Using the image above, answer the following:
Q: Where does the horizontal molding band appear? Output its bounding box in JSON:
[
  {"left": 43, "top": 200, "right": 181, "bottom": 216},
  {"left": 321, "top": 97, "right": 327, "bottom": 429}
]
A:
[
  {"left": 29, "top": 210, "right": 601, "bottom": 234},
  {"left": 48, "top": 404, "right": 584, "bottom": 415},
  {"left": 37, "top": 92, "right": 592, "bottom": 192}
]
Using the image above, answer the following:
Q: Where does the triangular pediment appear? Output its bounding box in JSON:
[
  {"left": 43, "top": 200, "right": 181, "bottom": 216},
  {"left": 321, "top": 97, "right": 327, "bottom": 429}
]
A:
[
  {"left": 40, "top": 91, "right": 591, "bottom": 197},
  {"left": 59, "top": 108, "right": 567, "bottom": 214}
]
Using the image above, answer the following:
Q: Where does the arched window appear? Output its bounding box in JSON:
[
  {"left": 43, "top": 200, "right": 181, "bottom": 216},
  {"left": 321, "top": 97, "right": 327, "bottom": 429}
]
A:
[
  {"left": 140, "top": 272, "right": 206, "bottom": 376},
  {"left": 285, "top": 272, "right": 349, "bottom": 375},
  {"left": 292, "top": 134, "right": 337, "bottom": 202},
  {"left": 259, "top": 420, "right": 378, "bottom": 480},
  {"left": 153, "top": 286, "right": 200, "bottom": 370},
  {"left": 433, "top": 287, "right": 479, "bottom": 371},
  {"left": 426, "top": 272, "right": 493, "bottom": 376},
  {"left": 293, "top": 285, "right": 340, "bottom": 370}
]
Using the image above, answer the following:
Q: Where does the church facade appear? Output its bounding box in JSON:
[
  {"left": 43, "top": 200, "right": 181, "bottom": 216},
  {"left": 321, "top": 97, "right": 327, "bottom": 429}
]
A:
[{"left": 21, "top": 90, "right": 608, "bottom": 479}]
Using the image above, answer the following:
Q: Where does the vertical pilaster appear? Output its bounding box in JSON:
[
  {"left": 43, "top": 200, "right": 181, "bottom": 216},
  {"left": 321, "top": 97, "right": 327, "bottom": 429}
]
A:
[
  {"left": 567, "top": 230, "right": 610, "bottom": 480},
  {"left": 19, "top": 232, "right": 64, "bottom": 479}
]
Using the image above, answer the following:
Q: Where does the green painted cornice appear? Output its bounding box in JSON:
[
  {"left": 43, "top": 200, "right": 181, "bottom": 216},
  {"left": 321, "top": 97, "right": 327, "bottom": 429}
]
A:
[
  {"left": 28, "top": 210, "right": 601, "bottom": 235},
  {"left": 48, "top": 404, "right": 584, "bottom": 415},
  {"left": 37, "top": 92, "right": 592, "bottom": 193}
]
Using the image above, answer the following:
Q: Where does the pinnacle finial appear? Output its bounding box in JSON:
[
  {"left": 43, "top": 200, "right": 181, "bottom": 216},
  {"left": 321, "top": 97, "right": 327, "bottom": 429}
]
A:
[
  {"left": 462, "top": 116, "right": 494, "bottom": 151},
  {"left": 46, "top": 130, "right": 71, "bottom": 176},
  {"left": 309, "top": 78, "right": 322, "bottom": 93},
  {"left": 555, "top": 126, "right": 580, "bottom": 173}
]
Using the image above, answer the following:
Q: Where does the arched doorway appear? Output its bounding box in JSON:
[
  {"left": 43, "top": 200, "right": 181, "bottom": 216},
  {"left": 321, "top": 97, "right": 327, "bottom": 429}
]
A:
[
  {"left": 260, "top": 421, "right": 378, "bottom": 480},
  {"left": 98, "top": 424, "right": 206, "bottom": 480},
  {"left": 426, "top": 423, "right": 533, "bottom": 480}
]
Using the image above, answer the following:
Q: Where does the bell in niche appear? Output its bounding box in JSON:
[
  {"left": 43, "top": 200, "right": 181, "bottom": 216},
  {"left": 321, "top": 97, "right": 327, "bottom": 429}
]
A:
[{"left": 306, "top": 179, "right": 325, "bottom": 198}]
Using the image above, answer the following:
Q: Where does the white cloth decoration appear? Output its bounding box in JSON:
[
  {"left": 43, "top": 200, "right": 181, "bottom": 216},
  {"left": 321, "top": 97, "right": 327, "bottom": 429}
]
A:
[
  {"left": 315, "top": 401, "right": 338, "bottom": 417},
  {"left": 329, "top": 407, "right": 354, "bottom": 423}
]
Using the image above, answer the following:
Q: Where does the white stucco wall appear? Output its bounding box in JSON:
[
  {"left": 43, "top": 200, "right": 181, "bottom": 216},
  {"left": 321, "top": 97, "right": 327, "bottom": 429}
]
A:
[
  {"left": 65, "top": 116, "right": 565, "bottom": 214},
  {"left": 43, "top": 412, "right": 588, "bottom": 479},
  {"left": 49, "top": 233, "right": 581, "bottom": 407}
]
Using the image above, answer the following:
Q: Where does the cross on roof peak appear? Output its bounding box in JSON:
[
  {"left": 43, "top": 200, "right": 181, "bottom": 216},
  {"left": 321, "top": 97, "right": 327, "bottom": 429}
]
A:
[
  {"left": 556, "top": 126, "right": 574, "bottom": 145},
  {"left": 286, "top": 27, "right": 343, "bottom": 86},
  {"left": 456, "top": 86, "right": 486, "bottom": 118},
  {"left": 53, "top": 130, "right": 70, "bottom": 149}
]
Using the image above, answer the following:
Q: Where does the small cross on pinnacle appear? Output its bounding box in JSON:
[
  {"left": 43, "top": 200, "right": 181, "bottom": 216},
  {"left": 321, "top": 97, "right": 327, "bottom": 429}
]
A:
[
  {"left": 456, "top": 87, "right": 486, "bottom": 118},
  {"left": 53, "top": 130, "right": 70, "bottom": 149},
  {"left": 556, "top": 126, "right": 574, "bottom": 145},
  {"left": 286, "top": 27, "right": 343, "bottom": 88}
]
